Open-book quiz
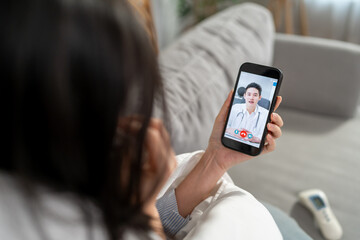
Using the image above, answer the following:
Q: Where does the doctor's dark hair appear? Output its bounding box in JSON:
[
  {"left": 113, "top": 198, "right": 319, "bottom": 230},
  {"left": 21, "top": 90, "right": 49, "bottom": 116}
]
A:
[
  {"left": 1, "top": 0, "right": 167, "bottom": 239},
  {"left": 245, "top": 82, "right": 262, "bottom": 96}
]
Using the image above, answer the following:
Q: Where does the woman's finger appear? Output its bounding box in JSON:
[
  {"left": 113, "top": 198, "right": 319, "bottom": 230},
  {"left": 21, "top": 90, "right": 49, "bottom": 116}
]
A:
[
  {"left": 263, "top": 134, "right": 276, "bottom": 154},
  {"left": 267, "top": 123, "right": 282, "bottom": 139},
  {"left": 270, "top": 112, "right": 284, "bottom": 128}
]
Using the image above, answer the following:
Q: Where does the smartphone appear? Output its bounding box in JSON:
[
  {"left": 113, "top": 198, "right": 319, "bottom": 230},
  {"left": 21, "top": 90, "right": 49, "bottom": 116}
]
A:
[{"left": 221, "top": 62, "right": 283, "bottom": 156}]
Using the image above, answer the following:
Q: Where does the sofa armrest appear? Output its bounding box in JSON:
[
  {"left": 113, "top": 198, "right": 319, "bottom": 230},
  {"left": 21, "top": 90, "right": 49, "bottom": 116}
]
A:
[{"left": 273, "top": 33, "right": 360, "bottom": 118}]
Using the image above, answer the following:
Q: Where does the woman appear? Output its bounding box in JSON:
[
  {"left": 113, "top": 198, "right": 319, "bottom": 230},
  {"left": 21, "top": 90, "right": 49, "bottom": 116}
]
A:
[{"left": 0, "top": 0, "right": 285, "bottom": 239}]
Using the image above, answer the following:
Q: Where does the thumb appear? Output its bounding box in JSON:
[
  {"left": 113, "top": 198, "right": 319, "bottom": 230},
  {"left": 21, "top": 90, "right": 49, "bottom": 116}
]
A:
[{"left": 273, "top": 96, "right": 282, "bottom": 111}]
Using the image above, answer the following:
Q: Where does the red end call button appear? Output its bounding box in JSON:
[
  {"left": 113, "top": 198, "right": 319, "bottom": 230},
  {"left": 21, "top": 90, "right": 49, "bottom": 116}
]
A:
[{"left": 240, "top": 131, "right": 247, "bottom": 138}]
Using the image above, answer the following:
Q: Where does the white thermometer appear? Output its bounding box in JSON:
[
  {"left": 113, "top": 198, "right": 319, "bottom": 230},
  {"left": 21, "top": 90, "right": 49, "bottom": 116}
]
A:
[{"left": 299, "top": 189, "right": 343, "bottom": 240}]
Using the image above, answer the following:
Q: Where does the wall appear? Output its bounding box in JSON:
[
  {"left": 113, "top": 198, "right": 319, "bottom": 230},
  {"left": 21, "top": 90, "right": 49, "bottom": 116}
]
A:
[
  {"left": 151, "top": 0, "right": 360, "bottom": 49},
  {"left": 151, "top": 0, "right": 180, "bottom": 49},
  {"left": 254, "top": 0, "right": 360, "bottom": 44}
]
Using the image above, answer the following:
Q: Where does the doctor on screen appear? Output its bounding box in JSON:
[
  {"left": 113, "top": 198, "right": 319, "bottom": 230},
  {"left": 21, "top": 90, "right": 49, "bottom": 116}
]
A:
[{"left": 227, "top": 82, "right": 269, "bottom": 143}]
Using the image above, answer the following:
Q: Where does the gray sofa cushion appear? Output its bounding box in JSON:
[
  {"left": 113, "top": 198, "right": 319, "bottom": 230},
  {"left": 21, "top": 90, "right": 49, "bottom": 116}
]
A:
[{"left": 156, "top": 3, "right": 275, "bottom": 154}]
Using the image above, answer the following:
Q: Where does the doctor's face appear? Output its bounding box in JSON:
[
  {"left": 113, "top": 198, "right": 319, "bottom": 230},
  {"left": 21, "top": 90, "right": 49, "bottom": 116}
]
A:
[{"left": 244, "top": 87, "right": 261, "bottom": 108}]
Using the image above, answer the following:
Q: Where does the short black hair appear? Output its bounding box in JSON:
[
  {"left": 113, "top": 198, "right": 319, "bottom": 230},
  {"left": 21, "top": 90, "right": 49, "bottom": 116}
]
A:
[{"left": 245, "top": 82, "right": 262, "bottom": 95}]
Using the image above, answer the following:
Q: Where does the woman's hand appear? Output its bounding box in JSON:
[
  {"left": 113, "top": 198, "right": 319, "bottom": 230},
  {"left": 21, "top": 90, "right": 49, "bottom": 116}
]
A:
[
  {"left": 206, "top": 90, "right": 283, "bottom": 171},
  {"left": 175, "top": 91, "right": 283, "bottom": 218}
]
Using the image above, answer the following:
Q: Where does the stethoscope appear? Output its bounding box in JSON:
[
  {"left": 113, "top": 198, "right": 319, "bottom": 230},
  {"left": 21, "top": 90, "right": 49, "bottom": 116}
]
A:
[{"left": 233, "top": 109, "right": 261, "bottom": 132}]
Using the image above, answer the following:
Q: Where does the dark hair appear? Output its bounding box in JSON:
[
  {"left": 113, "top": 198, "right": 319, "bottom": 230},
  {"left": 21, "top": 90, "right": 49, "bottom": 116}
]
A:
[
  {"left": 1, "top": 0, "right": 166, "bottom": 239},
  {"left": 245, "top": 82, "right": 262, "bottom": 96},
  {"left": 237, "top": 87, "right": 246, "bottom": 98}
]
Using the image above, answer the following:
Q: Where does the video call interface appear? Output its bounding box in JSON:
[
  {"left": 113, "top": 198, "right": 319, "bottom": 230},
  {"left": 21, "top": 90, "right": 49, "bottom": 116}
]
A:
[{"left": 224, "top": 71, "right": 278, "bottom": 148}]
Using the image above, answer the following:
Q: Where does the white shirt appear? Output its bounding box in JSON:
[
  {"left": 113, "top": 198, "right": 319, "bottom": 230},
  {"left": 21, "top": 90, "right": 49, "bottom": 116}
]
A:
[
  {"left": 227, "top": 103, "right": 269, "bottom": 139},
  {"left": 0, "top": 151, "right": 282, "bottom": 240},
  {"left": 159, "top": 151, "right": 283, "bottom": 240}
]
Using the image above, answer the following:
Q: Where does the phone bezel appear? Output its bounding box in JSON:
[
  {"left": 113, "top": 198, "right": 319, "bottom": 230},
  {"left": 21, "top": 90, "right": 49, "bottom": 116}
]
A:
[{"left": 221, "top": 62, "right": 283, "bottom": 156}]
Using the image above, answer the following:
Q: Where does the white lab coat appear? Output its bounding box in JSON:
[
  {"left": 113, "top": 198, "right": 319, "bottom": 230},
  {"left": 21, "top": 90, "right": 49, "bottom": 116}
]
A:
[{"left": 227, "top": 103, "right": 269, "bottom": 139}]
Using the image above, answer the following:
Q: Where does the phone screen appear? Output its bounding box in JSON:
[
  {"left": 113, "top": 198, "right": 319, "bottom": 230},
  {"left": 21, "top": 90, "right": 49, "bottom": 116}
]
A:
[{"left": 223, "top": 71, "right": 278, "bottom": 148}]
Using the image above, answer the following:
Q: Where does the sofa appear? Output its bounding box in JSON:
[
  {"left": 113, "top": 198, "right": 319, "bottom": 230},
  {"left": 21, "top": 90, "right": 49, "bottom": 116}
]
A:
[{"left": 155, "top": 3, "right": 360, "bottom": 239}]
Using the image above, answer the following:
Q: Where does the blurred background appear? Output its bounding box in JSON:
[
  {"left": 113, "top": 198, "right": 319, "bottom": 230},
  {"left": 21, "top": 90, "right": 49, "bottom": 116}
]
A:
[
  {"left": 152, "top": 0, "right": 360, "bottom": 49},
  {"left": 149, "top": 2, "right": 360, "bottom": 239}
]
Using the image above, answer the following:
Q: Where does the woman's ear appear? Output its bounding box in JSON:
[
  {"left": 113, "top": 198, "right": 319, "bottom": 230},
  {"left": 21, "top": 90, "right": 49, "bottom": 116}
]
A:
[
  {"left": 143, "top": 119, "right": 176, "bottom": 176},
  {"left": 142, "top": 148, "right": 158, "bottom": 176},
  {"left": 142, "top": 127, "right": 162, "bottom": 177},
  {"left": 140, "top": 119, "right": 177, "bottom": 199},
  {"left": 142, "top": 125, "right": 176, "bottom": 177}
]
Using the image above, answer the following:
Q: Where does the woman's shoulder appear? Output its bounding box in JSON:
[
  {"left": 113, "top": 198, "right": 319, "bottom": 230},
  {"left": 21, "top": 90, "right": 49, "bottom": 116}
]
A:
[
  {"left": 0, "top": 172, "right": 106, "bottom": 240},
  {"left": 0, "top": 172, "right": 160, "bottom": 240}
]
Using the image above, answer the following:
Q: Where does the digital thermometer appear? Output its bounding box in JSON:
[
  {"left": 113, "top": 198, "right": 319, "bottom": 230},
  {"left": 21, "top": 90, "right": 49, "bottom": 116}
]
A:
[{"left": 299, "top": 189, "right": 343, "bottom": 240}]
